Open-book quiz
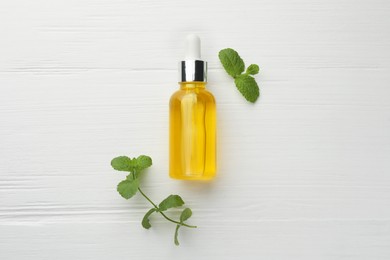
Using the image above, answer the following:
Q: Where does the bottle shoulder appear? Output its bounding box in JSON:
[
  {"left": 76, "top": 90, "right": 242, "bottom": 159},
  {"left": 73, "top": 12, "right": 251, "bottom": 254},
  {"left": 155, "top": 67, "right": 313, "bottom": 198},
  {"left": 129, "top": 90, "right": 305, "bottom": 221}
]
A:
[{"left": 170, "top": 88, "right": 215, "bottom": 103}]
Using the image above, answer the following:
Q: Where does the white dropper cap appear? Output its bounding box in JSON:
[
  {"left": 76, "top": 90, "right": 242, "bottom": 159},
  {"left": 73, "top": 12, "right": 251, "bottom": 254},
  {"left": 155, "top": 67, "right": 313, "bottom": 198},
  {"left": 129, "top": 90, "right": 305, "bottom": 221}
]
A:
[
  {"left": 185, "top": 34, "right": 201, "bottom": 60},
  {"left": 179, "top": 34, "right": 207, "bottom": 82}
]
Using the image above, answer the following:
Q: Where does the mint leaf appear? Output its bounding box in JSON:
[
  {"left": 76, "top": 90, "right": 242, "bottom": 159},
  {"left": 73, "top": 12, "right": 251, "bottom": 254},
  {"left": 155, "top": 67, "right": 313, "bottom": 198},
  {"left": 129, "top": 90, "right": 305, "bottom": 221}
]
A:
[
  {"left": 117, "top": 178, "right": 139, "bottom": 199},
  {"left": 219, "top": 48, "right": 261, "bottom": 103},
  {"left": 136, "top": 155, "right": 152, "bottom": 172},
  {"left": 158, "top": 195, "right": 185, "bottom": 211},
  {"left": 180, "top": 208, "right": 192, "bottom": 222},
  {"left": 112, "top": 155, "right": 152, "bottom": 174},
  {"left": 142, "top": 208, "right": 156, "bottom": 229},
  {"left": 174, "top": 208, "right": 192, "bottom": 246},
  {"left": 234, "top": 74, "right": 260, "bottom": 103},
  {"left": 246, "top": 64, "right": 259, "bottom": 75},
  {"left": 174, "top": 224, "right": 180, "bottom": 246},
  {"left": 111, "top": 156, "right": 134, "bottom": 172},
  {"left": 218, "top": 48, "right": 245, "bottom": 78}
]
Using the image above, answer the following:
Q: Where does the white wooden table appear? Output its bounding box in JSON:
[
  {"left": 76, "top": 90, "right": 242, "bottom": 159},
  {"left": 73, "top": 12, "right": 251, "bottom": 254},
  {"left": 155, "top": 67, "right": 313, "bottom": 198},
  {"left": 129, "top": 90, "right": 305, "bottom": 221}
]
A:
[{"left": 1, "top": 0, "right": 390, "bottom": 259}]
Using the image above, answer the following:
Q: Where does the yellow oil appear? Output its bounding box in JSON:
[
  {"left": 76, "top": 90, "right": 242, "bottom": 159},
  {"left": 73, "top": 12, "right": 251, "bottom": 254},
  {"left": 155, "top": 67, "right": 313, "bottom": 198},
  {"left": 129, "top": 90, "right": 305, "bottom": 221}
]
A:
[{"left": 169, "top": 82, "right": 216, "bottom": 180}]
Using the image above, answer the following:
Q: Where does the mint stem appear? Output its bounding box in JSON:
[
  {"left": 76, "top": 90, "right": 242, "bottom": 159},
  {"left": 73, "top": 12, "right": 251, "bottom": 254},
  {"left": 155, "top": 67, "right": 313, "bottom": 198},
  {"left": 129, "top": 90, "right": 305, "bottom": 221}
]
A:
[{"left": 137, "top": 186, "right": 197, "bottom": 229}]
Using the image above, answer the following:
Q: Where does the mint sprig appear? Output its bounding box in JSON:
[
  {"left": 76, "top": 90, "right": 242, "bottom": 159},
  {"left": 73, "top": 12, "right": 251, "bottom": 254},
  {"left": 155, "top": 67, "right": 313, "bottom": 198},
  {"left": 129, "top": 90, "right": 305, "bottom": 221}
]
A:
[
  {"left": 218, "top": 48, "right": 260, "bottom": 103},
  {"left": 111, "top": 155, "right": 196, "bottom": 246}
]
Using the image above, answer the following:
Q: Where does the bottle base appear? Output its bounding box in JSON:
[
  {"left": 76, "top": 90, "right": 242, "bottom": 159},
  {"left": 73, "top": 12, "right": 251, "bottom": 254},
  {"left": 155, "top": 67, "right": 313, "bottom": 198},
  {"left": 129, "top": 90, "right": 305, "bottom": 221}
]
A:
[{"left": 169, "top": 174, "right": 216, "bottom": 181}]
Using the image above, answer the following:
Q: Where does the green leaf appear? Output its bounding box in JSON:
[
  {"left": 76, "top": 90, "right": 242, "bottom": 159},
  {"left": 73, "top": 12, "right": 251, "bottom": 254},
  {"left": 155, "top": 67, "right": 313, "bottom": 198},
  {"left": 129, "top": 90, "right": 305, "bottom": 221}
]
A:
[
  {"left": 246, "top": 64, "right": 259, "bottom": 75},
  {"left": 218, "top": 48, "right": 245, "bottom": 78},
  {"left": 174, "top": 224, "right": 180, "bottom": 246},
  {"left": 158, "top": 195, "right": 185, "bottom": 211},
  {"left": 111, "top": 156, "right": 135, "bottom": 172},
  {"left": 111, "top": 155, "right": 152, "bottom": 175},
  {"left": 234, "top": 74, "right": 260, "bottom": 103},
  {"left": 117, "top": 178, "right": 139, "bottom": 199},
  {"left": 135, "top": 155, "right": 152, "bottom": 172},
  {"left": 180, "top": 208, "right": 192, "bottom": 222},
  {"left": 142, "top": 208, "right": 156, "bottom": 229}
]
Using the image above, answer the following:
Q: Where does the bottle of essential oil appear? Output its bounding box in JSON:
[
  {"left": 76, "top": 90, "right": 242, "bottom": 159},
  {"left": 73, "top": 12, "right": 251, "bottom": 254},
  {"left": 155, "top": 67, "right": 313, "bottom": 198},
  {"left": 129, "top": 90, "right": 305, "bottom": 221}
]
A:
[{"left": 169, "top": 34, "right": 216, "bottom": 180}]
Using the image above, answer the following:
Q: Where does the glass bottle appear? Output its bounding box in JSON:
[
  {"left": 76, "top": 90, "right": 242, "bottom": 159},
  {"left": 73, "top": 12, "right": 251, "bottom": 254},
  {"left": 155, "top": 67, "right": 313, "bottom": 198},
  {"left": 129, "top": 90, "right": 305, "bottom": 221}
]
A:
[{"left": 169, "top": 35, "right": 216, "bottom": 180}]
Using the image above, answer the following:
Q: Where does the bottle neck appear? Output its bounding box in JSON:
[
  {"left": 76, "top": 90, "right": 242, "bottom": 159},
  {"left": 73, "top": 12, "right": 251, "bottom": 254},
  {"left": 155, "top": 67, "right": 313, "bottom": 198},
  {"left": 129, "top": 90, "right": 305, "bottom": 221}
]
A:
[
  {"left": 179, "top": 82, "right": 206, "bottom": 90},
  {"left": 179, "top": 60, "right": 207, "bottom": 82}
]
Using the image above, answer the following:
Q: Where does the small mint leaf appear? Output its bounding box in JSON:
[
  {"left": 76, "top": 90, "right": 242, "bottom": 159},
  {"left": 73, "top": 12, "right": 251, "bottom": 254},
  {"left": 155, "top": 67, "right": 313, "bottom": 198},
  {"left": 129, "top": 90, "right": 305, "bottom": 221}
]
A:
[
  {"left": 218, "top": 48, "right": 245, "bottom": 78},
  {"left": 117, "top": 178, "right": 139, "bottom": 199},
  {"left": 246, "top": 64, "right": 259, "bottom": 75},
  {"left": 234, "top": 74, "right": 260, "bottom": 103},
  {"left": 158, "top": 195, "right": 185, "bottom": 211},
  {"left": 136, "top": 155, "right": 152, "bottom": 172},
  {"left": 180, "top": 208, "right": 192, "bottom": 222},
  {"left": 111, "top": 156, "right": 134, "bottom": 172},
  {"left": 174, "top": 224, "right": 180, "bottom": 246},
  {"left": 142, "top": 208, "right": 156, "bottom": 229}
]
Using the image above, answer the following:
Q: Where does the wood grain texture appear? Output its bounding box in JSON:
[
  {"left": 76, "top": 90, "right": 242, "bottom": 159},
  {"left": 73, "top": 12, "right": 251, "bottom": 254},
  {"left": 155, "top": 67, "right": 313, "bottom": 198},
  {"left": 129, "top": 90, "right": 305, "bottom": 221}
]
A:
[{"left": 1, "top": 0, "right": 390, "bottom": 259}]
